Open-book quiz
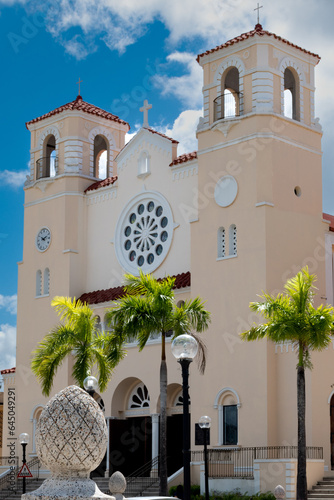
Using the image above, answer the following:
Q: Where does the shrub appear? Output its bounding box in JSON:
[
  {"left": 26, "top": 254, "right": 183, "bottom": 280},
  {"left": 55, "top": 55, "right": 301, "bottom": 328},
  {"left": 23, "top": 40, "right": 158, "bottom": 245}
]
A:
[{"left": 169, "top": 485, "right": 275, "bottom": 500}]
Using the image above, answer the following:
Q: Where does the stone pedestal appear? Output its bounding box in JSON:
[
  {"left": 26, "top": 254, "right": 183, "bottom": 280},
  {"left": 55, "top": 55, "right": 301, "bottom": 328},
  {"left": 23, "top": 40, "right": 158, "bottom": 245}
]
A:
[{"left": 23, "top": 477, "right": 113, "bottom": 499}]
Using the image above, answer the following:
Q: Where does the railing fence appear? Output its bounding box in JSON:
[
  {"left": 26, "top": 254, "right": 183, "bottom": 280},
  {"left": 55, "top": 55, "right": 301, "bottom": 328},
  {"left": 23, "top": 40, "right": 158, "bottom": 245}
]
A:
[{"left": 192, "top": 446, "right": 323, "bottom": 479}]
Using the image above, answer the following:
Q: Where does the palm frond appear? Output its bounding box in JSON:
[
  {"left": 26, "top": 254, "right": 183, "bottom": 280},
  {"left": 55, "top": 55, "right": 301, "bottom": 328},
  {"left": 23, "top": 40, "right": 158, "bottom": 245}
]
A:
[
  {"left": 242, "top": 266, "right": 334, "bottom": 369},
  {"left": 191, "top": 332, "right": 207, "bottom": 374},
  {"left": 72, "top": 342, "right": 93, "bottom": 388},
  {"left": 90, "top": 345, "right": 113, "bottom": 393},
  {"left": 31, "top": 343, "right": 72, "bottom": 396}
]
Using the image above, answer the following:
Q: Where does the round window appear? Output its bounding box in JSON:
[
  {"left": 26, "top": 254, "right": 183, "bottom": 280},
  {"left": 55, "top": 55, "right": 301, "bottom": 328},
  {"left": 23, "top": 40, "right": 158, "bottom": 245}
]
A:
[{"left": 115, "top": 191, "right": 174, "bottom": 274}]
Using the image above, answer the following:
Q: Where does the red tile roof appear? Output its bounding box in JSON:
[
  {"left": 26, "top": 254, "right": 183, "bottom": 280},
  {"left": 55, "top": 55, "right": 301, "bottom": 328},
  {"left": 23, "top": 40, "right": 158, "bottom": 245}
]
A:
[
  {"left": 79, "top": 271, "right": 191, "bottom": 305},
  {"left": 323, "top": 212, "right": 334, "bottom": 232},
  {"left": 197, "top": 24, "right": 320, "bottom": 62},
  {"left": 170, "top": 151, "right": 197, "bottom": 167},
  {"left": 1, "top": 367, "right": 15, "bottom": 375},
  {"left": 26, "top": 95, "right": 130, "bottom": 128},
  {"left": 145, "top": 127, "right": 179, "bottom": 144},
  {"left": 85, "top": 176, "right": 118, "bottom": 193}
]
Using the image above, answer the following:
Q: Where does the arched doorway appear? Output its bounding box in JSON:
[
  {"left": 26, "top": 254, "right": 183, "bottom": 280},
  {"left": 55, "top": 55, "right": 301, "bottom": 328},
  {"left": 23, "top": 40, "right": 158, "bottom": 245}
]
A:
[{"left": 109, "top": 380, "right": 152, "bottom": 476}]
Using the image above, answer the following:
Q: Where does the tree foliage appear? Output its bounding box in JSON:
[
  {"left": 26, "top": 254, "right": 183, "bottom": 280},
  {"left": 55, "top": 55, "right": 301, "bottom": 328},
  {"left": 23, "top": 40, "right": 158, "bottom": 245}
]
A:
[
  {"left": 241, "top": 267, "right": 334, "bottom": 367},
  {"left": 31, "top": 296, "right": 125, "bottom": 396},
  {"left": 241, "top": 267, "right": 334, "bottom": 500}
]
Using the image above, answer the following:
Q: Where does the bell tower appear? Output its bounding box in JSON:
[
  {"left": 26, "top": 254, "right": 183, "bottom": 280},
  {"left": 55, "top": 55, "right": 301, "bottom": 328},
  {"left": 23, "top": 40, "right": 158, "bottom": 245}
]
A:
[
  {"left": 15, "top": 95, "right": 129, "bottom": 444},
  {"left": 190, "top": 24, "right": 326, "bottom": 446}
]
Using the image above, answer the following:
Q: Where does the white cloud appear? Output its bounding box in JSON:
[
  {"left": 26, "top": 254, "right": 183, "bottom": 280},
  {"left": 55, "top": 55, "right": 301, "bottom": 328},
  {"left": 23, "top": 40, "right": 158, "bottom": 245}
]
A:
[
  {"left": 157, "top": 109, "right": 202, "bottom": 155},
  {"left": 61, "top": 34, "right": 97, "bottom": 60},
  {"left": 0, "top": 169, "right": 30, "bottom": 188},
  {"left": 153, "top": 52, "right": 202, "bottom": 109},
  {"left": 125, "top": 123, "right": 141, "bottom": 144},
  {"left": 10, "top": 0, "right": 261, "bottom": 57},
  {"left": 0, "top": 295, "right": 17, "bottom": 315},
  {"left": 0, "top": 324, "right": 16, "bottom": 373},
  {"left": 3, "top": 0, "right": 334, "bottom": 62}
]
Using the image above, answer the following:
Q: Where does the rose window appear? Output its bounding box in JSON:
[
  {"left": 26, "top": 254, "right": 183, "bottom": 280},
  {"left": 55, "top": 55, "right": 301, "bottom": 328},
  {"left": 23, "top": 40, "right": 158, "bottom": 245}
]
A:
[{"left": 115, "top": 192, "right": 174, "bottom": 274}]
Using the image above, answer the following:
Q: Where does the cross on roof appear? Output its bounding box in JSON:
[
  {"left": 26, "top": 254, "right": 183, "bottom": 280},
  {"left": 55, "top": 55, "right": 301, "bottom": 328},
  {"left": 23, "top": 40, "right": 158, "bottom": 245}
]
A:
[
  {"left": 140, "top": 99, "right": 152, "bottom": 128},
  {"left": 254, "top": 3, "right": 263, "bottom": 24},
  {"left": 77, "top": 77, "right": 83, "bottom": 96}
]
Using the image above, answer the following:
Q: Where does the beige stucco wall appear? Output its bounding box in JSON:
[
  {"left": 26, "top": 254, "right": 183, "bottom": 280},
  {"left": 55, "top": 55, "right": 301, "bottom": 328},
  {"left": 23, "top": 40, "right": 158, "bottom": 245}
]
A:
[{"left": 11, "top": 26, "right": 334, "bottom": 489}]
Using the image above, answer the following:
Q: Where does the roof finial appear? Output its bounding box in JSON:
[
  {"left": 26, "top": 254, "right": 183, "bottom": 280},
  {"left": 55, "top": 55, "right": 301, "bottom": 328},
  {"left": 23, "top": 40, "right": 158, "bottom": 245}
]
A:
[
  {"left": 140, "top": 99, "right": 152, "bottom": 128},
  {"left": 76, "top": 77, "right": 83, "bottom": 97},
  {"left": 254, "top": 2, "right": 263, "bottom": 28}
]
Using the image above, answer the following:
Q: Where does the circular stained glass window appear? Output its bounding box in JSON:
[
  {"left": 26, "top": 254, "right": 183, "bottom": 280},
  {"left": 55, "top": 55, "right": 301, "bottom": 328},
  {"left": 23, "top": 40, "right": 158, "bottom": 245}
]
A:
[{"left": 115, "top": 191, "right": 174, "bottom": 274}]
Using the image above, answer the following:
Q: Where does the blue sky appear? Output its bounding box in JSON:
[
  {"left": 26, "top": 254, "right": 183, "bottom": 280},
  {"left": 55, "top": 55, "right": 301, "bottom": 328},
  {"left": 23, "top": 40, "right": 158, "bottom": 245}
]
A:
[{"left": 0, "top": 0, "right": 334, "bottom": 375}]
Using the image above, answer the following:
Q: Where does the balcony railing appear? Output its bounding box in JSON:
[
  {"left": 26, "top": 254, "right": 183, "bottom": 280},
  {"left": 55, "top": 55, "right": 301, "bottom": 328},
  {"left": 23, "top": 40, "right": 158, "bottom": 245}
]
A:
[
  {"left": 36, "top": 156, "right": 58, "bottom": 179},
  {"left": 214, "top": 91, "right": 243, "bottom": 122},
  {"left": 192, "top": 446, "right": 323, "bottom": 479}
]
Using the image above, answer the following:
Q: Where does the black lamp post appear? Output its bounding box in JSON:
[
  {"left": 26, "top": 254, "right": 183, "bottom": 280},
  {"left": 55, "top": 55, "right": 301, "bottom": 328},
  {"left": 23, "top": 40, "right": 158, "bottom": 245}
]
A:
[
  {"left": 199, "top": 416, "right": 211, "bottom": 500},
  {"left": 19, "top": 432, "right": 29, "bottom": 494},
  {"left": 171, "top": 334, "right": 198, "bottom": 500}
]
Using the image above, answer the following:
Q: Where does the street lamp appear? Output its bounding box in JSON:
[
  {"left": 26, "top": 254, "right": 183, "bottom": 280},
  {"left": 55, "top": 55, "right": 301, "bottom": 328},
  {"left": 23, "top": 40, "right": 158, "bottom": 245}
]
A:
[
  {"left": 19, "top": 432, "right": 29, "bottom": 494},
  {"left": 171, "top": 334, "right": 198, "bottom": 500},
  {"left": 83, "top": 375, "right": 98, "bottom": 397},
  {"left": 199, "top": 416, "right": 211, "bottom": 500}
]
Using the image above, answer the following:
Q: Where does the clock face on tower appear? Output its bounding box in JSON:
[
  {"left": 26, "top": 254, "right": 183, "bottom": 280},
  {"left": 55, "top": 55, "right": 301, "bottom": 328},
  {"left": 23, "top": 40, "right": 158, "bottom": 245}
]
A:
[{"left": 36, "top": 227, "right": 51, "bottom": 252}]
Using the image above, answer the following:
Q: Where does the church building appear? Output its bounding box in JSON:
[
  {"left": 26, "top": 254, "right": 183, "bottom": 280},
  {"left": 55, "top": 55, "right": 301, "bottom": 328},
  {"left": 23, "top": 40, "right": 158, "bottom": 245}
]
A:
[{"left": 2, "top": 21, "right": 334, "bottom": 498}]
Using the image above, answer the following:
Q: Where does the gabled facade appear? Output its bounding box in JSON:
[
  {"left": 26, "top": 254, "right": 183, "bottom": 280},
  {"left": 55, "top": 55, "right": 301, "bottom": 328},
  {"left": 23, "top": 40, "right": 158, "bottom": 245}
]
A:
[{"left": 2, "top": 23, "right": 334, "bottom": 499}]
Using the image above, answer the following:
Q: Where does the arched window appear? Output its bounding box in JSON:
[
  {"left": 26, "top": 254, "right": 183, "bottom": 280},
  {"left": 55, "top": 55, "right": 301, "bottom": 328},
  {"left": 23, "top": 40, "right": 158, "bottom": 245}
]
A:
[
  {"left": 128, "top": 383, "right": 150, "bottom": 409},
  {"left": 43, "top": 268, "right": 50, "bottom": 295},
  {"left": 222, "top": 404, "right": 238, "bottom": 445},
  {"left": 37, "top": 134, "right": 57, "bottom": 179},
  {"left": 217, "top": 227, "right": 226, "bottom": 258},
  {"left": 138, "top": 151, "right": 150, "bottom": 177},
  {"left": 229, "top": 224, "right": 237, "bottom": 256},
  {"left": 284, "top": 89, "right": 293, "bottom": 119},
  {"left": 214, "top": 388, "right": 240, "bottom": 446},
  {"left": 94, "top": 315, "right": 102, "bottom": 333},
  {"left": 103, "top": 313, "right": 111, "bottom": 332},
  {"left": 284, "top": 68, "right": 300, "bottom": 121},
  {"left": 94, "top": 135, "right": 108, "bottom": 179},
  {"left": 31, "top": 405, "right": 45, "bottom": 454},
  {"left": 214, "top": 67, "right": 241, "bottom": 121},
  {"left": 173, "top": 389, "right": 190, "bottom": 407},
  {"left": 36, "top": 270, "right": 42, "bottom": 297},
  {"left": 50, "top": 150, "right": 57, "bottom": 178}
]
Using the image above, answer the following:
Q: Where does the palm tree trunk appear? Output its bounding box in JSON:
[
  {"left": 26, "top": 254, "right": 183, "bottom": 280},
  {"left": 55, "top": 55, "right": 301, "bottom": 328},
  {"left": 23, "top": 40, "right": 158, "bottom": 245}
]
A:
[
  {"left": 297, "top": 364, "right": 307, "bottom": 500},
  {"left": 159, "top": 334, "right": 168, "bottom": 496}
]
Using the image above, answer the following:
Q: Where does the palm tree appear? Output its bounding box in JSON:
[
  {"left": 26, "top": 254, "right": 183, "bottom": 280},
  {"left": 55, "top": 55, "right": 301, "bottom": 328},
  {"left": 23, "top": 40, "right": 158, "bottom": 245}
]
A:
[
  {"left": 105, "top": 271, "right": 211, "bottom": 496},
  {"left": 31, "top": 296, "right": 125, "bottom": 397},
  {"left": 241, "top": 267, "right": 334, "bottom": 500}
]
